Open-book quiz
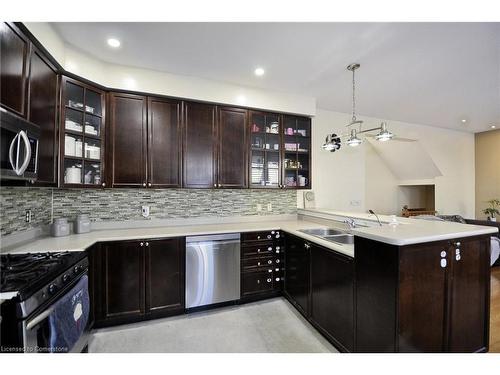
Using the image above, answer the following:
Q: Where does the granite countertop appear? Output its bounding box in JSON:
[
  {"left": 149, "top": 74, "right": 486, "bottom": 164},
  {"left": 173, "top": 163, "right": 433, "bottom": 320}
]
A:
[
  {"left": 299, "top": 209, "right": 499, "bottom": 246},
  {"left": 0, "top": 218, "right": 356, "bottom": 258}
]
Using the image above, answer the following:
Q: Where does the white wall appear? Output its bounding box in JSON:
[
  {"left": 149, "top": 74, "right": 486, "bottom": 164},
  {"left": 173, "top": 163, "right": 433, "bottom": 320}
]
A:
[
  {"left": 304, "top": 108, "right": 475, "bottom": 218},
  {"left": 25, "top": 23, "right": 316, "bottom": 116}
]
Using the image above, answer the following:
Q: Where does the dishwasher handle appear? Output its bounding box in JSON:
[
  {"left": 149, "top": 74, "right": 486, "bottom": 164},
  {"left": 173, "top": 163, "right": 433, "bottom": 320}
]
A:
[
  {"left": 186, "top": 233, "right": 240, "bottom": 243},
  {"left": 187, "top": 239, "right": 240, "bottom": 248}
]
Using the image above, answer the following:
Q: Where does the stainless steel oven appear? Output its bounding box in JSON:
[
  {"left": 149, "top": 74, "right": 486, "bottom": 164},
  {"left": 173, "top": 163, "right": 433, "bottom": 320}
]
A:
[
  {"left": 0, "top": 253, "right": 90, "bottom": 353},
  {"left": 1, "top": 107, "right": 40, "bottom": 181},
  {"left": 20, "top": 276, "right": 90, "bottom": 353}
]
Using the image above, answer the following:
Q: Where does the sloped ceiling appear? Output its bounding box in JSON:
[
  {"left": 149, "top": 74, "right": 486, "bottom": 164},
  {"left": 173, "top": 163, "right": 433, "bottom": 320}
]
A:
[{"left": 366, "top": 138, "right": 442, "bottom": 180}]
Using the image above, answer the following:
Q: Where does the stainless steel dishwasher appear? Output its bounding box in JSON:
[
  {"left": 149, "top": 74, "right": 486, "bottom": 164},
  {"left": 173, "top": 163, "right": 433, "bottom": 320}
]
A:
[{"left": 185, "top": 233, "right": 240, "bottom": 309}]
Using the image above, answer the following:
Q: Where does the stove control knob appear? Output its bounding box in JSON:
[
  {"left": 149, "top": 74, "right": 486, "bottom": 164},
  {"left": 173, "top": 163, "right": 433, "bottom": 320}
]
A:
[
  {"left": 48, "top": 284, "right": 57, "bottom": 295},
  {"left": 62, "top": 274, "right": 70, "bottom": 283}
]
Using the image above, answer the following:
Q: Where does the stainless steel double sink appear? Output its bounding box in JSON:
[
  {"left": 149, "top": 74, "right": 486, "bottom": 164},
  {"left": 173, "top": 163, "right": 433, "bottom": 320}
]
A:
[{"left": 298, "top": 228, "right": 354, "bottom": 245}]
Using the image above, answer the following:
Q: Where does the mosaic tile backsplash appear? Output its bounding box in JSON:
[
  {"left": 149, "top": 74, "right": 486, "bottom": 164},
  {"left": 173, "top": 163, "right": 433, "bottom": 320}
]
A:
[{"left": 0, "top": 187, "right": 297, "bottom": 236}]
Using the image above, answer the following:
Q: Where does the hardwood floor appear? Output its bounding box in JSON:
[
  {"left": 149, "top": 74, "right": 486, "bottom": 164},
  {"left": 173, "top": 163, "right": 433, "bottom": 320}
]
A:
[{"left": 490, "top": 266, "right": 500, "bottom": 352}]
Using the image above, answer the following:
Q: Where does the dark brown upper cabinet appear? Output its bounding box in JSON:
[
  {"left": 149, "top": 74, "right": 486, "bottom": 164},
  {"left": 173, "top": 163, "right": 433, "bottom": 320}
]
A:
[
  {"left": 147, "top": 97, "right": 182, "bottom": 188},
  {"left": 0, "top": 22, "right": 29, "bottom": 117},
  {"left": 249, "top": 111, "right": 282, "bottom": 188},
  {"left": 282, "top": 115, "right": 311, "bottom": 189},
  {"left": 108, "top": 92, "right": 147, "bottom": 187},
  {"left": 28, "top": 46, "right": 59, "bottom": 186},
  {"left": 108, "top": 93, "right": 182, "bottom": 188},
  {"left": 182, "top": 101, "right": 217, "bottom": 188},
  {"left": 217, "top": 106, "right": 248, "bottom": 188},
  {"left": 60, "top": 77, "right": 106, "bottom": 187}
]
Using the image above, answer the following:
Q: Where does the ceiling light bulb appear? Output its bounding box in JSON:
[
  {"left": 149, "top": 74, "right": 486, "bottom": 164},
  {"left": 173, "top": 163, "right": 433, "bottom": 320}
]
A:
[
  {"left": 491, "top": 125, "right": 496, "bottom": 129},
  {"left": 254, "top": 68, "right": 265, "bottom": 76},
  {"left": 375, "top": 122, "right": 394, "bottom": 142},
  {"left": 461, "top": 119, "right": 467, "bottom": 123},
  {"left": 107, "top": 38, "right": 121, "bottom": 48},
  {"left": 346, "top": 129, "right": 362, "bottom": 147}
]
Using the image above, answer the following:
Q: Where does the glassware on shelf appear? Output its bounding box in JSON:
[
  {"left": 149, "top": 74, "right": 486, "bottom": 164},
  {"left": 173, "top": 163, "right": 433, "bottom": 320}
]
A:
[
  {"left": 84, "top": 139, "right": 101, "bottom": 160},
  {"left": 85, "top": 89, "right": 102, "bottom": 116},
  {"left": 84, "top": 162, "right": 101, "bottom": 185},
  {"left": 84, "top": 114, "right": 100, "bottom": 136}
]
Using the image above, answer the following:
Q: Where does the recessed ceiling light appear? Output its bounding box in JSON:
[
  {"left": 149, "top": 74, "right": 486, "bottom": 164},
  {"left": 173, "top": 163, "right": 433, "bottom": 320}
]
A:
[
  {"left": 107, "top": 38, "right": 121, "bottom": 48},
  {"left": 461, "top": 119, "right": 467, "bottom": 123},
  {"left": 254, "top": 68, "right": 265, "bottom": 76},
  {"left": 492, "top": 125, "right": 497, "bottom": 129}
]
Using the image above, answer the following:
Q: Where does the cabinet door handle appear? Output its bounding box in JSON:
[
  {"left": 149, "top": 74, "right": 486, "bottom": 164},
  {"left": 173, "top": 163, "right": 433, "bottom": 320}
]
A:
[
  {"left": 101, "top": 182, "right": 106, "bottom": 187},
  {"left": 304, "top": 243, "right": 311, "bottom": 249},
  {"left": 218, "top": 183, "right": 221, "bottom": 187},
  {"left": 142, "top": 183, "right": 146, "bottom": 187},
  {"left": 440, "top": 258, "right": 447, "bottom": 268},
  {"left": 267, "top": 235, "right": 272, "bottom": 239},
  {"left": 267, "top": 278, "right": 272, "bottom": 283},
  {"left": 213, "top": 184, "right": 217, "bottom": 188},
  {"left": 147, "top": 182, "right": 152, "bottom": 187},
  {"left": 257, "top": 279, "right": 260, "bottom": 284},
  {"left": 145, "top": 242, "right": 149, "bottom": 247},
  {"left": 140, "top": 242, "right": 144, "bottom": 247}
]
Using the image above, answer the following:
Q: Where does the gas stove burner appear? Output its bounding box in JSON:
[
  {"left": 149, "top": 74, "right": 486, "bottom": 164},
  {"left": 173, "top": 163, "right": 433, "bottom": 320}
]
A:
[{"left": 0, "top": 251, "right": 87, "bottom": 300}]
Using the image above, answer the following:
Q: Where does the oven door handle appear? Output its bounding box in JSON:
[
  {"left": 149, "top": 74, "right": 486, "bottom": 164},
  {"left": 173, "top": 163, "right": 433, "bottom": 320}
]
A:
[{"left": 26, "top": 307, "right": 54, "bottom": 331}]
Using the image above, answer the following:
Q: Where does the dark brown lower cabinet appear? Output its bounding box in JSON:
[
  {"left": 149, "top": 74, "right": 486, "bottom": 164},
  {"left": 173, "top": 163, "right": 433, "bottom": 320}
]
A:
[
  {"left": 146, "top": 238, "right": 185, "bottom": 317},
  {"left": 283, "top": 234, "right": 311, "bottom": 316},
  {"left": 100, "top": 240, "right": 145, "bottom": 324},
  {"left": 355, "top": 235, "right": 491, "bottom": 353},
  {"left": 310, "top": 244, "right": 354, "bottom": 352},
  {"left": 283, "top": 234, "right": 355, "bottom": 352},
  {"left": 90, "top": 237, "right": 185, "bottom": 327}
]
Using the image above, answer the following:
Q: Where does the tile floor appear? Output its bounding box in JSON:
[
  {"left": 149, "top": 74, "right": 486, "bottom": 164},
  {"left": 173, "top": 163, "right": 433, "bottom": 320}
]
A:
[{"left": 89, "top": 297, "right": 337, "bottom": 353}]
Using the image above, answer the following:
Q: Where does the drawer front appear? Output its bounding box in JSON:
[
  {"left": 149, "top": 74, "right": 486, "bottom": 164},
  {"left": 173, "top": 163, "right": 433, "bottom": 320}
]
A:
[
  {"left": 241, "top": 230, "right": 282, "bottom": 243},
  {"left": 241, "top": 270, "right": 275, "bottom": 295},
  {"left": 242, "top": 243, "right": 284, "bottom": 257},
  {"left": 242, "top": 256, "right": 275, "bottom": 270},
  {"left": 242, "top": 244, "right": 275, "bottom": 257}
]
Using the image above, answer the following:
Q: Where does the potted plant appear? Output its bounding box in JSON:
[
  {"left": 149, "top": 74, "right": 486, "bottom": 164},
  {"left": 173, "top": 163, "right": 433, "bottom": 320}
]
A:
[{"left": 483, "top": 199, "right": 500, "bottom": 222}]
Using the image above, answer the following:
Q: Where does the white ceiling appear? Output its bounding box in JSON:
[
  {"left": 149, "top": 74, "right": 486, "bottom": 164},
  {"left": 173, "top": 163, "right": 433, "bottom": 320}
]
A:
[{"left": 51, "top": 22, "right": 500, "bottom": 132}]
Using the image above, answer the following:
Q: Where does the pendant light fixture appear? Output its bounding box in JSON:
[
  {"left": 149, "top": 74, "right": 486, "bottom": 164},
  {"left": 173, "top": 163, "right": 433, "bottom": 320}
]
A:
[
  {"left": 322, "top": 63, "right": 396, "bottom": 152},
  {"left": 346, "top": 128, "right": 362, "bottom": 147},
  {"left": 375, "top": 122, "right": 394, "bottom": 141}
]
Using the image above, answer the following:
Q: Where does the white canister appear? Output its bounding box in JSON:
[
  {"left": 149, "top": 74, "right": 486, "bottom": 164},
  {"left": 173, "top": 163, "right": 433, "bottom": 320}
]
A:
[
  {"left": 65, "top": 167, "right": 81, "bottom": 184},
  {"left": 65, "top": 135, "right": 76, "bottom": 156},
  {"left": 75, "top": 140, "right": 83, "bottom": 157}
]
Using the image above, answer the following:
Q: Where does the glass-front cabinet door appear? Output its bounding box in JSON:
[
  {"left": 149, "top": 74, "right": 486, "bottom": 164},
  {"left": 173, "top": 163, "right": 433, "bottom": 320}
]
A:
[
  {"left": 60, "top": 77, "right": 105, "bottom": 187},
  {"left": 249, "top": 111, "right": 281, "bottom": 188},
  {"left": 282, "top": 115, "right": 311, "bottom": 189}
]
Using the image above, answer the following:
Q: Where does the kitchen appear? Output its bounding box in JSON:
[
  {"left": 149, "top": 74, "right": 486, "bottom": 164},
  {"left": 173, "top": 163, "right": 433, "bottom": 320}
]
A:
[{"left": 1, "top": 3, "right": 500, "bottom": 373}]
